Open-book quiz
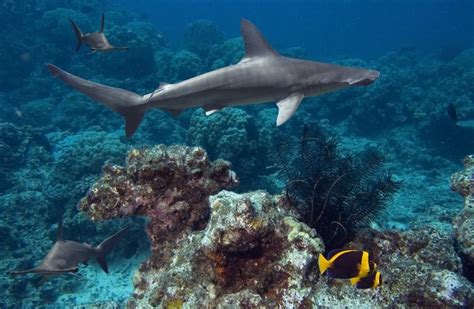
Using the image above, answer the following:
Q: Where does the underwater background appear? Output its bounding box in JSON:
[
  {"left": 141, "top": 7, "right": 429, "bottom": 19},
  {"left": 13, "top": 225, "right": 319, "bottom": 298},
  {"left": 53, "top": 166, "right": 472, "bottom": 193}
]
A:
[{"left": 1, "top": 0, "right": 473, "bottom": 307}]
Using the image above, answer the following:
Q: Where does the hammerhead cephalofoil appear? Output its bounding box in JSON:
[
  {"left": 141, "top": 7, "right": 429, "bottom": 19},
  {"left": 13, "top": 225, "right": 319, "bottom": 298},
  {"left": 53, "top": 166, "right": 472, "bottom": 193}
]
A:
[
  {"left": 10, "top": 217, "right": 130, "bottom": 277},
  {"left": 69, "top": 13, "right": 128, "bottom": 53},
  {"left": 48, "top": 19, "right": 380, "bottom": 138}
]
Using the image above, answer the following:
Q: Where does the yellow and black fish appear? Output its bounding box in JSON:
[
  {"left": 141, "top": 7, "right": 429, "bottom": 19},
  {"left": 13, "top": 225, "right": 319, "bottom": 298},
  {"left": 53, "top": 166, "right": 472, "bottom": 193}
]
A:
[
  {"left": 318, "top": 249, "right": 375, "bottom": 279},
  {"left": 350, "top": 270, "right": 382, "bottom": 289}
]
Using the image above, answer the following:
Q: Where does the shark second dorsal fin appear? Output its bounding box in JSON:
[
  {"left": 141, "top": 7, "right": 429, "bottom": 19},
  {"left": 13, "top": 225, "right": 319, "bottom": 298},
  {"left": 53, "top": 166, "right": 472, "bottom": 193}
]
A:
[
  {"left": 240, "top": 19, "right": 278, "bottom": 59},
  {"left": 100, "top": 13, "right": 105, "bottom": 33},
  {"left": 57, "top": 211, "right": 64, "bottom": 241}
]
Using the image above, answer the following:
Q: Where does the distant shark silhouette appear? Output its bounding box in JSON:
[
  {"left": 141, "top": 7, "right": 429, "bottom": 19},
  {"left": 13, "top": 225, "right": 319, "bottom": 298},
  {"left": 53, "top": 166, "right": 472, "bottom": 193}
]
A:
[
  {"left": 69, "top": 13, "right": 128, "bottom": 53},
  {"left": 48, "top": 19, "right": 379, "bottom": 138},
  {"left": 10, "top": 216, "right": 130, "bottom": 277}
]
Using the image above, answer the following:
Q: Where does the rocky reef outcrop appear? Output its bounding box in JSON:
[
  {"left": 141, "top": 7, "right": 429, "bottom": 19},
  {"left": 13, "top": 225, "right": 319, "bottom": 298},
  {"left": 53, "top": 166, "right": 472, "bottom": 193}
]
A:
[
  {"left": 78, "top": 144, "right": 474, "bottom": 308},
  {"left": 451, "top": 154, "right": 474, "bottom": 281},
  {"left": 79, "top": 144, "right": 238, "bottom": 267}
]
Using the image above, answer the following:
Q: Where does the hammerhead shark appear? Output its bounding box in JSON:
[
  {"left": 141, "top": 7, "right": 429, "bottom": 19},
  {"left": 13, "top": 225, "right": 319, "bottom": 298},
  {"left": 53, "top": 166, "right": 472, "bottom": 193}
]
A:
[
  {"left": 69, "top": 13, "right": 128, "bottom": 53},
  {"left": 10, "top": 216, "right": 130, "bottom": 277},
  {"left": 48, "top": 19, "right": 379, "bottom": 138}
]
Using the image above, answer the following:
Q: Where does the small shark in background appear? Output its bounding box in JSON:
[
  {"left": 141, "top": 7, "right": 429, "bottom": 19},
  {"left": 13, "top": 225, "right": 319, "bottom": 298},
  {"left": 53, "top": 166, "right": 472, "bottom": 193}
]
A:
[
  {"left": 69, "top": 13, "right": 128, "bottom": 53},
  {"left": 48, "top": 19, "right": 379, "bottom": 138},
  {"left": 10, "top": 216, "right": 130, "bottom": 277}
]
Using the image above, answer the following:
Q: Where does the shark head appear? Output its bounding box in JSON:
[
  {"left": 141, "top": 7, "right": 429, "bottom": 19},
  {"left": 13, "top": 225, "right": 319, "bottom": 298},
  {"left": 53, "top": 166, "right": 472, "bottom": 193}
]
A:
[{"left": 291, "top": 59, "right": 380, "bottom": 98}]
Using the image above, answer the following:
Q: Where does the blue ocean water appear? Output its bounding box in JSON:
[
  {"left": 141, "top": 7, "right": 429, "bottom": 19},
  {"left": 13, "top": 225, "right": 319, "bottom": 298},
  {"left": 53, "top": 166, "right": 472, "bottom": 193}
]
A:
[{"left": 1, "top": 0, "right": 473, "bottom": 307}]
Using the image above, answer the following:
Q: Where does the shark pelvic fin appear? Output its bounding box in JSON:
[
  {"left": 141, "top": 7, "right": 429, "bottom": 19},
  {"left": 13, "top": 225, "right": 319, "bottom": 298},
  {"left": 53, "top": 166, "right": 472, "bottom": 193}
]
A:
[
  {"left": 205, "top": 109, "right": 219, "bottom": 116},
  {"left": 240, "top": 19, "right": 278, "bottom": 59},
  {"left": 100, "top": 13, "right": 105, "bottom": 33},
  {"left": 276, "top": 92, "right": 303, "bottom": 126}
]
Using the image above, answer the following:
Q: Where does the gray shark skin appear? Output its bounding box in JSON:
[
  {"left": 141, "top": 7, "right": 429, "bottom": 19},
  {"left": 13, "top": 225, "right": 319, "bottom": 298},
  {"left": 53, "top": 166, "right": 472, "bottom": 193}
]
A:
[
  {"left": 10, "top": 217, "right": 131, "bottom": 277},
  {"left": 48, "top": 19, "right": 379, "bottom": 138},
  {"left": 69, "top": 13, "right": 128, "bottom": 53}
]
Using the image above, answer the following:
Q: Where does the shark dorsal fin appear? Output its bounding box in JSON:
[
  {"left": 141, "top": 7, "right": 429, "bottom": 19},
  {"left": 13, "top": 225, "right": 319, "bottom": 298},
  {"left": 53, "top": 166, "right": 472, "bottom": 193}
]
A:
[
  {"left": 240, "top": 19, "right": 278, "bottom": 59},
  {"left": 57, "top": 213, "right": 64, "bottom": 241},
  {"left": 100, "top": 13, "right": 105, "bottom": 33}
]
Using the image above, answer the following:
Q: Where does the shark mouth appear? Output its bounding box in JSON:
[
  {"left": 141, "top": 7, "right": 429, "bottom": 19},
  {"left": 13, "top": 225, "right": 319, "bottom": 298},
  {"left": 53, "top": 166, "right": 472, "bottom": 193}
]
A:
[{"left": 352, "top": 70, "right": 380, "bottom": 86}]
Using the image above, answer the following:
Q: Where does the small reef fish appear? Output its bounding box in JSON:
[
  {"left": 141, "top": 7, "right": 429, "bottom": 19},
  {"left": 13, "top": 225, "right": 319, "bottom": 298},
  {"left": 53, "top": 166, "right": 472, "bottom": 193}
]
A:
[
  {"left": 447, "top": 103, "right": 458, "bottom": 123},
  {"left": 69, "top": 13, "right": 128, "bottom": 53},
  {"left": 318, "top": 249, "right": 376, "bottom": 279},
  {"left": 350, "top": 270, "right": 382, "bottom": 289},
  {"left": 48, "top": 19, "right": 379, "bottom": 138}
]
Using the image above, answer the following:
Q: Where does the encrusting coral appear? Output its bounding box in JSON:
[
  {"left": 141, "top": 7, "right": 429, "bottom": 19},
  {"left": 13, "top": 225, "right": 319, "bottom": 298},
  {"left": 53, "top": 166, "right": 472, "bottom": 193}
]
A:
[{"left": 451, "top": 154, "right": 474, "bottom": 281}]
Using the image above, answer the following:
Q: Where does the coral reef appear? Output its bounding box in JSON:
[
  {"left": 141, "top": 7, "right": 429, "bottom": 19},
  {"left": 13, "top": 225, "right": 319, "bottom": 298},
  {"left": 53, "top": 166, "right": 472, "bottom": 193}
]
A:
[
  {"left": 170, "top": 50, "right": 203, "bottom": 81},
  {"left": 184, "top": 20, "right": 224, "bottom": 59},
  {"left": 78, "top": 144, "right": 238, "bottom": 266},
  {"left": 450, "top": 154, "right": 474, "bottom": 281},
  {"left": 130, "top": 190, "right": 323, "bottom": 308},
  {"left": 276, "top": 125, "right": 399, "bottom": 249},
  {"left": 311, "top": 228, "right": 474, "bottom": 307},
  {"left": 77, "top": 144, "right": 473, "bottom": 307},
  {"left": 2, "top": 2, "right": 474, "bottom": 306},
  {"left": 46, "top": 130, "right": 129, "bottom": 205}
]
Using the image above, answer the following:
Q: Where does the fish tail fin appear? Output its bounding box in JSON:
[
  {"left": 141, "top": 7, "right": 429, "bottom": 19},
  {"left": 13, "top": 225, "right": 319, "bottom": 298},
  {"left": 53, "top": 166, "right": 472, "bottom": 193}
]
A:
[
  {"left": 318, "top": 253, "right": 330, "bottom": 274},
  {"left": 350, "top": 277, "right": 360, "bottom": 286},
  {"left": 47, "top": 64, "right": 147, "bottom": 138},
  {"left": 95, "top": 225, "right": 131, "bottom": 274},
  {"left": 69, "top": 18, "right": 84, "bottom": 51}
]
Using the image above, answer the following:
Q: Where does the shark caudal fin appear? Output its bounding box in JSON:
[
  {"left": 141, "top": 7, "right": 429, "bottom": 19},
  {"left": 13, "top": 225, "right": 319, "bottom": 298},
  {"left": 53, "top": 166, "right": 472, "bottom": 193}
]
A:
[
  {"left": 95, "top": 225, "right": 131, "bottom": 274},
  {"left": 47, "top": 64, "right": 146, "bottom": 138},
  {"left": 69, "top": 18, "right": 84, "bottom": 51}
]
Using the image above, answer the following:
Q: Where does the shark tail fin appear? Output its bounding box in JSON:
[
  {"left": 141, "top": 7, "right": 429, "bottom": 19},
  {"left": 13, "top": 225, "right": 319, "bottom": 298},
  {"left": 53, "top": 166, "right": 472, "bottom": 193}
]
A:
[
  {"left": 95, "top": 225, "right": 131, "bottom": 274},
  {"left": 69, "top": 18, "right": 84, "bottom": 51},
  {"left": 47, "top": 64, "right": 146, "bottom": 138}
]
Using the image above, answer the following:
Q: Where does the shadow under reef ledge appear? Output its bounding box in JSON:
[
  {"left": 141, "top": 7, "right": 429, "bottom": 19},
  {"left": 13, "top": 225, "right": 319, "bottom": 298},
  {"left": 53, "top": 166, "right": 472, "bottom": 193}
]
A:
[{"left": 77, "top": 144, "right": 474, "bottom": 308}]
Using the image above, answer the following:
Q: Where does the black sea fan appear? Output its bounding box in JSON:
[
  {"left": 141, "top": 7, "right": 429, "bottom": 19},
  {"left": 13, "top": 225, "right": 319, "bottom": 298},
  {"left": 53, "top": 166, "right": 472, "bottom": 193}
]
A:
[{"left": 276, "top": 125, "right": 400, "bottom": 250}]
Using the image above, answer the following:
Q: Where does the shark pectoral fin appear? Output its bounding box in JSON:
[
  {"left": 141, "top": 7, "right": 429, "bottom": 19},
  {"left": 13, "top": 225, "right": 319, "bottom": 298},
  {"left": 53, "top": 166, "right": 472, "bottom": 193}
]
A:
[{"left": 276, "top": 93, "right": 304, "bottom": 126}]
